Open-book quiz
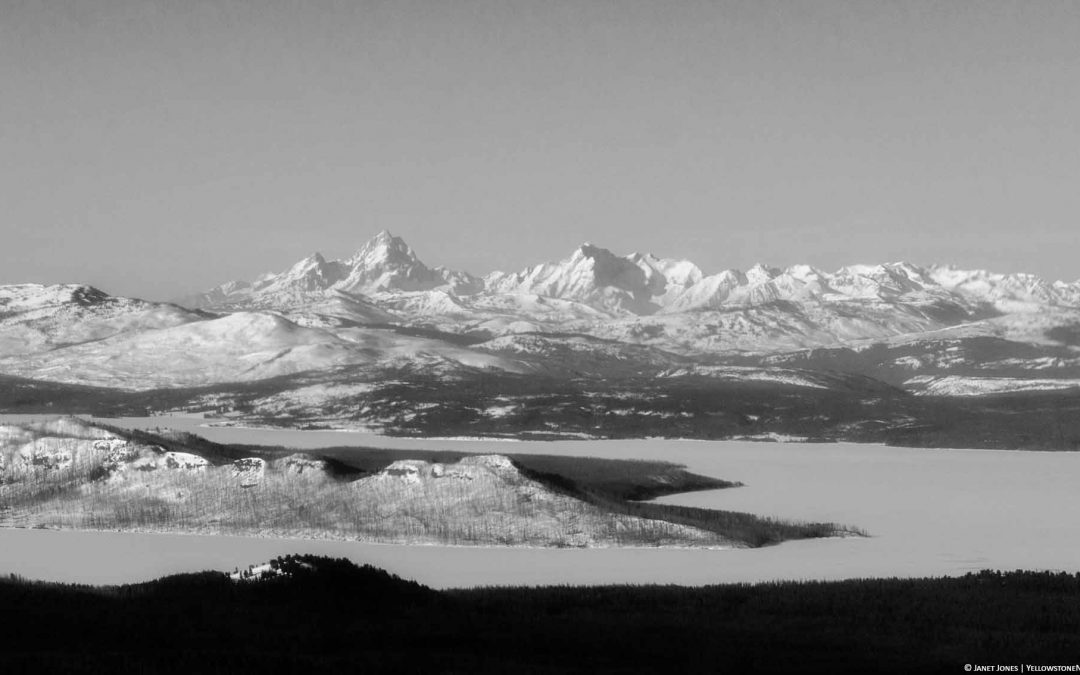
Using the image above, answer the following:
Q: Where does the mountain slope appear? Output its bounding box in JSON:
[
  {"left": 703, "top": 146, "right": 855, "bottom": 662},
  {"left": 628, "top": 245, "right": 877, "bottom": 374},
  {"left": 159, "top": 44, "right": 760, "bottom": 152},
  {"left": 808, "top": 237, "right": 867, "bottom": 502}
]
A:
[
  {"left": 0, "top": 311, "right": 528, "bottom": 389},
  {"left": 0, "top": 284, "right": 200, "bottom": 357}
]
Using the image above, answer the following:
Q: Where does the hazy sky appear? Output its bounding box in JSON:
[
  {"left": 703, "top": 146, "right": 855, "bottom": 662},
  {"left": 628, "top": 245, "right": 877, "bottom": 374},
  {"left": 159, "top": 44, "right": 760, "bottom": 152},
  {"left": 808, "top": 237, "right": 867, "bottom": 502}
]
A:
[{"left": 2, "top": 0, "right": 1079, "bottom": 300}]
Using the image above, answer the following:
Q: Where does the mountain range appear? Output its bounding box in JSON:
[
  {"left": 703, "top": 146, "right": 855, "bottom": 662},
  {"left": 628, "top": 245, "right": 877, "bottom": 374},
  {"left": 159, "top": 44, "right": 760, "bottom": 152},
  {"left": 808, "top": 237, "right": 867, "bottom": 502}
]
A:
[
  {"left": 2, "top": 231, "right": 1079, "bottom": 442},
  {"left": 173, "top": 230, "right": 1080, "bottom": 360},
  {"left": 183, "top": 230, "right": 1080, "bottom": 317}
]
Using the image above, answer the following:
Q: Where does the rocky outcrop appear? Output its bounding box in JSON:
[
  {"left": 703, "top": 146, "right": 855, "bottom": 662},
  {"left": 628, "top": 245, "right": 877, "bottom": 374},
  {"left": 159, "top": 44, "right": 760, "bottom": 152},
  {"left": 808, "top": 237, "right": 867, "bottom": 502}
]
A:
[{"left": 232, "top": 458, "right": 266, "bottom": 488}]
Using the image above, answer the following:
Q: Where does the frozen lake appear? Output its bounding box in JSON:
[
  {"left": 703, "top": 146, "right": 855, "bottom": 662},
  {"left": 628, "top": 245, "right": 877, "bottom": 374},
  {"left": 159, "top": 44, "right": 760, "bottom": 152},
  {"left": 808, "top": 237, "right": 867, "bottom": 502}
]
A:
[{"left": 2, "top": 414, "right": 1079, "bottom": 588}]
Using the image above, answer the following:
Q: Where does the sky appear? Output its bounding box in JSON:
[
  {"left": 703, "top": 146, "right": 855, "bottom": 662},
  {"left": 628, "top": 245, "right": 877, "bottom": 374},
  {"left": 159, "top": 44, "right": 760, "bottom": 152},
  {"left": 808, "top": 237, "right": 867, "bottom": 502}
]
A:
[{"left": 2, "top": 0, "right": 1079, "bottom": 301}]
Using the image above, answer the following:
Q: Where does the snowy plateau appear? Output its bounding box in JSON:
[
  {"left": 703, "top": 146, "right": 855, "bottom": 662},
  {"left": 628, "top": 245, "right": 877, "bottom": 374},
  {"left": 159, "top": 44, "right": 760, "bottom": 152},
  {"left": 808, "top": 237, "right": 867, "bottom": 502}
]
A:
[{"left": 1, "top": 231, "right": 1079, "bottom": 446}]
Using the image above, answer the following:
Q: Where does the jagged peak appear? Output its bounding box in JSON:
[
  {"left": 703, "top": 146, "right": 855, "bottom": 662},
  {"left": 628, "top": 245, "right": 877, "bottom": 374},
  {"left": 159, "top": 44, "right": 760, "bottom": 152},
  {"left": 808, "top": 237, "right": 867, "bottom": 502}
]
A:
[
  {"left": 782, "top": 264, "right": 825, "bottom": 279},
  {"left": 280, "top": 252, "right": 332, "bottom": 275},
  {"left": 573, "top": 242, "right": 612, "bottom": 260},
  {"left": 494, "top": 242, "right": 617, "bottom": 278},
  {"left": 561, "top": 244, "right": 645, "bottom": 277},
  {"left": 835, "top": 261, "right": 928, "bottom": 280},
  {"left": 339, "top": 232, "right": 430, "bottom": 279},
  {"left": 885, "top": 260, "right": 928, "bottom": 272},
  {"left": 219, "top": 279, "right": 252, "bottom": 293},
  {"left": 928, "top": 264, "right": 1053, "bottom": 285},
  {"left": 340, "top": 229, "right": 399, "bottom": 255},
  {"left": 713, "top": 268, "right": 746, "bottom": 283},
  {"left": 745, "top": 263, "right": 780, "bottom": 285}
]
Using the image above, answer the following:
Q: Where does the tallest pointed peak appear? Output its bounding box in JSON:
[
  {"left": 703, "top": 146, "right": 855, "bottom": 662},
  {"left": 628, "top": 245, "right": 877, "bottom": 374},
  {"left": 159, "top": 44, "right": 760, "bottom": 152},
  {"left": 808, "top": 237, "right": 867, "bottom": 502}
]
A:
[
  {"left": 349, "top": 230, "right": 416, "bottom": 263},
  {"left": 336, "top": 229, "right": 479, "bottom": 294},
  {"left": 342, "top": 229, "right": 426, "bottom": 281}
]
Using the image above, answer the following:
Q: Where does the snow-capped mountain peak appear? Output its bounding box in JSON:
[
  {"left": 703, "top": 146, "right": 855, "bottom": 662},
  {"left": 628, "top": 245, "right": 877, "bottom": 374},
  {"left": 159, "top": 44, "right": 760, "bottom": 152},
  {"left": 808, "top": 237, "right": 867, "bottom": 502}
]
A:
[
  {"left": 344, "top": 230, "right": 417, "bottom": 269},
  {"left": 925, "top": 264, "right": 1076, "bottom": 309},
  {"left": 338, "top": 230, "right": 480, "bottom": 295},
  {"left": 745, "top": 263, "right": 780, "bottom": 286},
  {"left": 626, "top": 252, "right": 704, "bottom": 299},
  {"left": 485, "top": 242, "right": 662, "bottom": 314},
  {"left": 825, "top": 262, "right": 936, "bottom": 299},
  {"left": 259, "top": 252, "right": 346, "bottom": 294},
  {"left": 180, "top": 232, "right": 481, "bottom": 310}
]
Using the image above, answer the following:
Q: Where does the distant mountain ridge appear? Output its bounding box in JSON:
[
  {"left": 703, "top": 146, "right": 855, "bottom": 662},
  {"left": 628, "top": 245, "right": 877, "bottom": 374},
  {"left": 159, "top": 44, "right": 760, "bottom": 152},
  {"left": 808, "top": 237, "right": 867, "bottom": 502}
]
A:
[
  {"left": 180, "top": 231, "right": 1080, "bottom": 317},
  {"left": 2, "top": 233, "right": 1079, "bottom": 406}
]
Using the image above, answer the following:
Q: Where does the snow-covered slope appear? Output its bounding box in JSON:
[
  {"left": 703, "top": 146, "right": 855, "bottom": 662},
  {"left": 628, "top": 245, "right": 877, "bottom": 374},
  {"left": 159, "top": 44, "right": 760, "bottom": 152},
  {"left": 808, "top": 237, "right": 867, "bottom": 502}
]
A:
[
  {"left": 904, "top": 374, "right": 1080, "bottom": 396},
  {"left": 0, "top": 310, "right": 528, "bottom": 389},
  {"left": 475, "top": 332, "right": 691, "bottom": 377},
  {"left": 278, "top": 291, "right": 400, "bottom": 328},
  {"left": 0, "top": 284, "right": 200, "bottom": 357}
]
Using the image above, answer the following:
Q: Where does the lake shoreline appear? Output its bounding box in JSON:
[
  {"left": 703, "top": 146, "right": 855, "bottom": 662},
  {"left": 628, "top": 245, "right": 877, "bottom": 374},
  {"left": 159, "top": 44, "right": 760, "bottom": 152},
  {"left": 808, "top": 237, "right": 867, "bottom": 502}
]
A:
[{"left": 3, "top": 414, "right": 1079, "bottom": 588}]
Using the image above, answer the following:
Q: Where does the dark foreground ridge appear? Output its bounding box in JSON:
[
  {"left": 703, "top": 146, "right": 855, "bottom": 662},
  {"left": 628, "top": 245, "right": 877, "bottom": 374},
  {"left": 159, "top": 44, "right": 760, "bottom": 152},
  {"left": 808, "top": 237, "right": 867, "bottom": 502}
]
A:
[{"left": 3, "top": 556, "right": 1080, "bottom": 674}]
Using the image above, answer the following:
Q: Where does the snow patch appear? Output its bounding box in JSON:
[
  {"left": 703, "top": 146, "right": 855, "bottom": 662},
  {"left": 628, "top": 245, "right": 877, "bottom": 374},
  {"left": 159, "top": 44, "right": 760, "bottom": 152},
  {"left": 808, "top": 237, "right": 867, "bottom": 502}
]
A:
[{"left": 907, "top": 375, "right": 1080, "bottom": 396}]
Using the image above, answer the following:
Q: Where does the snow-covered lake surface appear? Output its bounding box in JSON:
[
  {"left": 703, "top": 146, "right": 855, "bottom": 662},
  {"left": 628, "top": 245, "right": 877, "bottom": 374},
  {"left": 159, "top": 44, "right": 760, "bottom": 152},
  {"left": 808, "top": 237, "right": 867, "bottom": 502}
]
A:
[{"left": 2, "top": 414, "right": 1079, "bottom": 588}]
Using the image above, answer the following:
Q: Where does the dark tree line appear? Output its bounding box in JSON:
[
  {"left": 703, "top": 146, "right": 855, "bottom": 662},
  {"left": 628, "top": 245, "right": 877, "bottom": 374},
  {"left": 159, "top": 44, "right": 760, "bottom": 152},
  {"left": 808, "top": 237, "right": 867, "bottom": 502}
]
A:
[{"left": 3, "top": 560, "right": 1080, "bottom": 674}]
